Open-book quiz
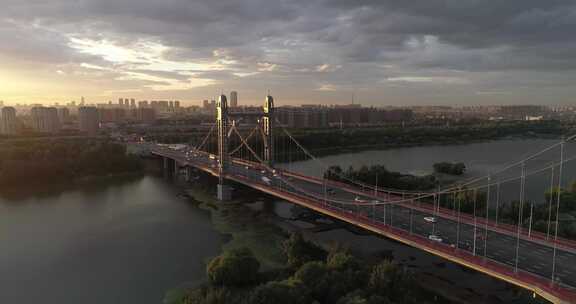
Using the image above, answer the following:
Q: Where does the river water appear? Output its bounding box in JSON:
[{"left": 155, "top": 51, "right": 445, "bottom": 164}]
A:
[
  {"left": 0, "top": 176, "right": 223, "bottom": 304},
  {"left": 0, "top": 138, "right": 571, "bottom": 304}
]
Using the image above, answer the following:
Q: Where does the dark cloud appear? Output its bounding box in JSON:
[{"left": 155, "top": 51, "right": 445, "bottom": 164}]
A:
[{"left": 2, "top": 0, "right": 576, "bottom": 104}]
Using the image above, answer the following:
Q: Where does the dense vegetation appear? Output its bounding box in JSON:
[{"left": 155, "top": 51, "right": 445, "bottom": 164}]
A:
[
  {"left": 0, "top": 139, "right": 143, "bottom": 187},
  {"left": 433, "top": 162, "right": 466, "bottom": 175},
  {"left": 290, "top": 121, "right": 566, "bottom": 155},
  {"left": 177, "top": 233, "right": 442, "bottom": 304},
  {"left": 439, "top": 186, "right": 576, "bottom": 240},
  {"left": 324, "top": 165, "right": 438, "bottom": 191}
]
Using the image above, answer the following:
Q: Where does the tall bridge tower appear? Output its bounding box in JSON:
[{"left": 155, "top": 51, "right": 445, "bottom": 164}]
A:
[
  {"left": 262, "top": 95, "right": 274, "bottom": 166},
  {"left": 216, "top": 94, "right": 231, "bottom": 200},
  {"left": 215, "top": 94, "right": 275, "bottom": 200}
]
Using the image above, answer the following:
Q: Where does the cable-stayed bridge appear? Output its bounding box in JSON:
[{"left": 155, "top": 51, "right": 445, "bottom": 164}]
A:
[{"left": 149, "top": 95, "right": 576, "bottom": 303}]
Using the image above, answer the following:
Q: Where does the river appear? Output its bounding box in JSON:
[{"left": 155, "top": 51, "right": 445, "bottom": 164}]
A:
[
  {"left": 0, "top": 176, "right": 223, "bottom": 304},
  {"left": 0, "top": 138, "right": 571, "bottom": 304}
]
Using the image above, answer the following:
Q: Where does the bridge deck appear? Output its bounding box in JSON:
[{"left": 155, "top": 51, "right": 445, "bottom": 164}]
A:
[{"left": 152, "top": 147, "right": 576, "bottom": 304}]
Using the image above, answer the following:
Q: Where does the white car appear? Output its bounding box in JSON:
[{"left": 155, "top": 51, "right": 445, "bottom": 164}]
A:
[
  {"left": 354, "top": 197, "right": 367, "bottom": 203},
  {"left": 371, "top": 200, "right": 380, "bottom": 204},
  {"left": 424, "top": 216, "right": 437, "bottom": 223},
  {"left": 428, "top": 235, "right": 443, "bottom": 242}
]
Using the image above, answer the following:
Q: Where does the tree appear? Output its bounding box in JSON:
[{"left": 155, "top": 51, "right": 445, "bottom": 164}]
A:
[
  {"left": 369, "top": 260, "right": 416, "bottom": 302},
  {"left": 282, "top": 233, "right": 327, "bottom": 269},
  {"left": 433, "top": 162, "right": 466, "bottom": 175},
  {"left": 327, "top": 252, "right": 360, "bottom": 272},
  {"left": 206, "top": 247, "right": 260, "bottom": 287},
  {"left": 247, "top": 280, "right": 308, "bottom": 304},
  {"left": 293, "top": 261, "right": 327, "bottom": 285}
]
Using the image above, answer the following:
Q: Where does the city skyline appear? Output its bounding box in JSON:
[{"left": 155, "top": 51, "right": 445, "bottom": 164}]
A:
[{"left": 2, "top": 1, "right": 576, "bottom": 106}]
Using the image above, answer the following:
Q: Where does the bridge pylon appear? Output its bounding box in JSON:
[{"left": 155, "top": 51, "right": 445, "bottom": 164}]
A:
[
  {"left": 216, "top": 94, "right": 232, "bottom": 200},
  {"left": 262, "top": 95, "right": 274, "bottom": 166}
]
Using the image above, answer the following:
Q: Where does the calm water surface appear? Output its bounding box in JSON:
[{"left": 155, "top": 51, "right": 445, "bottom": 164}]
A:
[{"left": 0, "top": 176, "right": 222, "bottom": 304}]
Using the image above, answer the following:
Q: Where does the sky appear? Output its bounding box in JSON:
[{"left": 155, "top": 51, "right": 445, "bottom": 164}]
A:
[{"left": 1, "top": 0, "right": 576, "bottom": 106}]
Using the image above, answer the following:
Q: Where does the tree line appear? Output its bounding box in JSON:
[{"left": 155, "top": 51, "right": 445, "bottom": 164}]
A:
[{"left": 0, "top": 139, "right": 143, "bottom": 187}]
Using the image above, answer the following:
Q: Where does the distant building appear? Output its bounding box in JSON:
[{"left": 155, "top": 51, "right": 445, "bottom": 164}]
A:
[
  {"left": 498, "top": 105, "right": 548, "bottom": 120},
  {"left": 130, "top": 99, "right": 136, "bottom": 108},
  {"left": 79, "top": 107, "right": 99, "bottom": 135},
  {"left": 57, "top": 107, "right": 70, "bottom": 123},
  {"left": 202, "top": 99, "right": 217, "bottom": 112},
  {"left": 230, "top": 91, "right": 238, "bottom": 107},
  {"left": 30, "top": 106, "right": 60, "bottom": 133},
  {"left": 138, "top": 100, "right": 149, "bottom": 108},
  {"left": 98, "top": 108, "right": 127, "bottom": 123},
  {"left": 1, "top": 106, "right": 17, "bottom": 135},
  {"left": 174, "top": 101, "right": 180, "bottom": 108},
  {"left": 136, "top": 108, "right": 156, "bottom": 123},
  {"left": 277, "top": 106, "right": 328, "bottom": 128}
]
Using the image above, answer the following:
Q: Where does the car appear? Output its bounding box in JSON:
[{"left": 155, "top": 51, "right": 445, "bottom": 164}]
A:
[
  {"left": 424, "top": 216, "right": 437, "bottom": 223},
  {"left": 261, "top": 170, "right": 266, "bottom": 174},
  {"left": 428, "top": 235, "right": 443, "bottom": 242},
  {"left": 371, "top": 200, "right": 380, "bottom": 203},
  {"left": 354, "top": 196, "right": 367, "bottom": 203},
  {"left": 327, "top": 188, "right": 336, "bottom": 195}
]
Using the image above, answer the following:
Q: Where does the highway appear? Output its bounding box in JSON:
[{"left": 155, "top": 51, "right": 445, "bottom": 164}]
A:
[{"left": 152, "top": 146, "right": 576, "bottom": 301}]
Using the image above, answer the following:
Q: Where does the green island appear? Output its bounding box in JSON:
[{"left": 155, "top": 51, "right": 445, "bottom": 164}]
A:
[{"left": 322, "top": 164, "right": 576, "bottom": 240}]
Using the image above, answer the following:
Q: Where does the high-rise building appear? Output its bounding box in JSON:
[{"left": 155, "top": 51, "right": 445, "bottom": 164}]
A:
[
  {"left": 57, "top": 107, "right": 70, "bottom": 123},
  {"left": 136, "top": 108, "right": 156, "bottom": 123},
  {"left": 169, "top": 101, "right": 174, "bottom": 108},
  {"left": 118, "top": 98, "right": 124, "bottom": 106},
  {"left": 230, "top": 91, "right": 238, "bottom": 107},
  {"left": 174, "top": 101, "right": 180, "bottom": 108},
  {"left": 0, "top": 100, "right": 4, "bottom": 107},
  {"left": 130, "top": 98, "right": 136, "bottom": 108},
  {"left": 1, "top": 106, "right": 17, "bottom": 135},
  {"left": 30, "top": 107, "right": 60, "bottom": 133},
  {"left": 138, "top": 100, "right": 149, "bottom": 108},
  {"left": 79, "top": 107, "right": 99, "bottom": 135}
]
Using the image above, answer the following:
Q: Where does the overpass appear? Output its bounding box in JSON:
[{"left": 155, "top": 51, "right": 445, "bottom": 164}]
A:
[{"left": 149, "top": 94, "right": 576, "bottom": 303}]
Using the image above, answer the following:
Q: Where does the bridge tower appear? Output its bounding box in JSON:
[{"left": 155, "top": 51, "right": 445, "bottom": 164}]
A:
[
  {"left": 262, "top": 95, "right": 274, "bottom": 166},
  {"left": 216, "top": 94, "right": 232, "bottom": 200}
]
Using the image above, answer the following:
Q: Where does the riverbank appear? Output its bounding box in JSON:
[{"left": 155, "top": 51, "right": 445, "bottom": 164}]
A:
[{"left": 293, "top": 124, "right": 564, "bottom": 159}]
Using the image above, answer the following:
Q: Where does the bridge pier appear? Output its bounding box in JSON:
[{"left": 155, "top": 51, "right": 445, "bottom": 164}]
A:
[
  {"left": 217, "top": 184, "right": 232, "bottom": 201},
  {"left": 163, "top": 157, "right": 172, "bottom": 177},
  {"left": 185, "top": 167, "right": 193, "bottom": 182}
]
